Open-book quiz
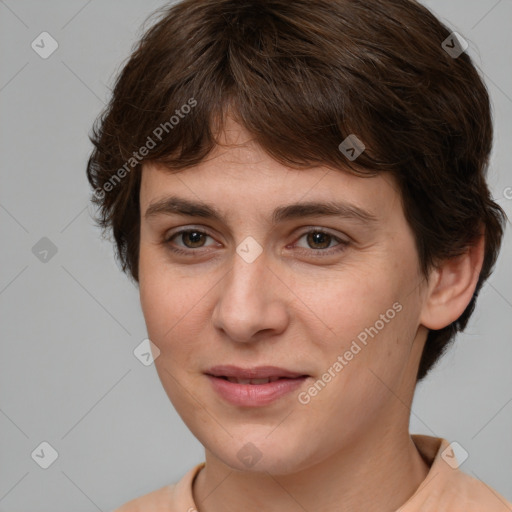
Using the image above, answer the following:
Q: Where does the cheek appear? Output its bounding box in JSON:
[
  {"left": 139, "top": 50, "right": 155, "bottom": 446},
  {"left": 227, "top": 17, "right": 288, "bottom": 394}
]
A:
[
  {"left": 138, "top": 267, "right": 205, "bottom": 415},
  {"left": 138, "top": 259, "right": 212, "bottom": 374},
  {"left": 304, "top": 270, "right": 399, "bottom": 339},
  {"left": 299, "top": 266, "right": 418, "bottom": 378},
  {"left": 139, "top": 242, "right": 182, "bottom": 325}
]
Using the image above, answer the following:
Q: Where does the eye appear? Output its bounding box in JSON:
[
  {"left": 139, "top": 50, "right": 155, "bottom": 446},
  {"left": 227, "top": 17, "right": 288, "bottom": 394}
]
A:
[
  {"left": 292, "top": 229, "right": 349, "bottom": 255},
  {"left": 163, "top": 227, "right": 349, "bottom": 257},
  {"left": 164, "top": 228, "right": 216, "bottom": 255}
]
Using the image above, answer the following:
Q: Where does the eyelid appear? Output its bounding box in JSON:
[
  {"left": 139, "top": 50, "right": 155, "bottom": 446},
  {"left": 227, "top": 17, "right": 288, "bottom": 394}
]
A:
[{"left": 294, "top": 226, "right": 348, "bottom": 242}]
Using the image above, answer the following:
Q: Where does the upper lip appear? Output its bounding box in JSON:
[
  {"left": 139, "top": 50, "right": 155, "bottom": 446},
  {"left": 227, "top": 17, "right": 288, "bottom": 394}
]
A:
[{"left": 206, "top": 365, "right": 308, "bottom": 379}]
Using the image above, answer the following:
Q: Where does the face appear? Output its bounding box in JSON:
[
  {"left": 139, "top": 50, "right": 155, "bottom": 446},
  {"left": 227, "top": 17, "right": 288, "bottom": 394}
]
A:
[{"left": 138, "top": 119, "right": 431, "bottom": 475}]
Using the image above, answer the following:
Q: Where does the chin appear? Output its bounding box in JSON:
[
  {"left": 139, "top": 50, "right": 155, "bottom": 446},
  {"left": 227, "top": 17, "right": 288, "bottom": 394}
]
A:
[{"left": 211, "top": 435, "right": 317, "bottom": 476}]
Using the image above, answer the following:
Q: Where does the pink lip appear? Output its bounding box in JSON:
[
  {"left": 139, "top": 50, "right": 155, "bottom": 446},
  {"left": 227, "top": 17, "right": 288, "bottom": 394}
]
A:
[
  {"left": 205, "top": 366, "right": 310, "bottom": 407},
  {"left": 206, "top": 365, "right": 308, "bottom": 379},
  {"left": 206, "top": 375, "right": 309, "bottom": 406}
]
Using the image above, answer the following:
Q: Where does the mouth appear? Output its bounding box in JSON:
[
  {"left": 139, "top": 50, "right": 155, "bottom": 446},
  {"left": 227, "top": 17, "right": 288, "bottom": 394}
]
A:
[
  {"left": 204, "top": 365, "right": 310, "bottom": 406},
  {"left": 205, "top": 364, "right": 310, "bottom": 382},
  {"left": 212, "top": 375, "right": 307, "bottom": 384}
]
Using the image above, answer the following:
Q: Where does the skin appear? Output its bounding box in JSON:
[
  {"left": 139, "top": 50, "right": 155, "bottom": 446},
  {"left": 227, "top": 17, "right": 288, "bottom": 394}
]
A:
[{"left": 138, "top": 116, "right": 485, "bottom": 512}]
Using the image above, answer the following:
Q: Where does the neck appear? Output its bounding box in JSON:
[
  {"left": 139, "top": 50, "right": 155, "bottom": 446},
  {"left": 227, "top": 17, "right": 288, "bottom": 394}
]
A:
[{"left": 193, "top": 425, "right": 430, "bottom": 512}]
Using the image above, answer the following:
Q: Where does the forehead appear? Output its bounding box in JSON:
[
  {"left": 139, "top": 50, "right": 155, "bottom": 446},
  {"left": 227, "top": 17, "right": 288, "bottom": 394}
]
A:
[{"left": 140, "top": 120, "right": 401, "bottom": 222}]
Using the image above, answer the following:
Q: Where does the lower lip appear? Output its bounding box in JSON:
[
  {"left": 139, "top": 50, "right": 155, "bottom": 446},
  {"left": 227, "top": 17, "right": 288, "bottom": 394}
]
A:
[{"left": 206, "top": 375, "right": 309, "bottom": 407}]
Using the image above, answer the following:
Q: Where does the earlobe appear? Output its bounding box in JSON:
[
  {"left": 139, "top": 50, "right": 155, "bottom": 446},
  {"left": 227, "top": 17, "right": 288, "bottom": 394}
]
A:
[{"left": 419, "top": 231, "right": 485, "bottom": 331}]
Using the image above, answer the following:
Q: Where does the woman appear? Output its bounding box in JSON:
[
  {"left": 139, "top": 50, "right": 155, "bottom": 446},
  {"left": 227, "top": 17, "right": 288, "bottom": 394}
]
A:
[{"left": 86, "top": 0, "right": 511, "bottom": 510}]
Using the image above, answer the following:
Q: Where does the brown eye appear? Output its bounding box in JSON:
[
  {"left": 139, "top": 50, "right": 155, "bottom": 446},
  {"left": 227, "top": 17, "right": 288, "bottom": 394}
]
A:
[
  {"left": 164, "top": 228, "right": 216, "bottom": 255},
  {"left": 305, "top": 231, "right": 333, "bottom": 250},
  {"left": 290, "top": 228, "right": 350, "bottom": 259},
  {"left": 179, "top": 230, "right": 207, "bottom": 248},
  {"left": 294, "top": 229, "right": 347, "bottom": 253}
]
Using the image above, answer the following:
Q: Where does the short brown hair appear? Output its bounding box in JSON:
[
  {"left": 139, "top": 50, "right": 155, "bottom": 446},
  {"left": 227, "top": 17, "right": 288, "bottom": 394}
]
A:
[{"left": 86, "top": 0, "right": 507, "bottom": 382}]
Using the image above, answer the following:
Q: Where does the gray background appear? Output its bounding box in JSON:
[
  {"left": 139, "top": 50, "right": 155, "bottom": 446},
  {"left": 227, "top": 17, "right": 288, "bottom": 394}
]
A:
[{"left": 0, "top": 0, "right": 511, "bottom": 510}]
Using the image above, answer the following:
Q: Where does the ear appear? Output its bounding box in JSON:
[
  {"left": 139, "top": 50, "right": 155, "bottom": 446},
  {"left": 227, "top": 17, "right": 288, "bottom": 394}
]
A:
[{"left": 419, "top": 230, "right": 485, "bottom": 331}]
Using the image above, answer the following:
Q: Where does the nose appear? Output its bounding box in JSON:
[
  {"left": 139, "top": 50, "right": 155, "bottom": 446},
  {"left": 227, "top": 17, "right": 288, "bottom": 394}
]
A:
[{"left": 211, "top": 247, "right": 290, "bottom": 344}]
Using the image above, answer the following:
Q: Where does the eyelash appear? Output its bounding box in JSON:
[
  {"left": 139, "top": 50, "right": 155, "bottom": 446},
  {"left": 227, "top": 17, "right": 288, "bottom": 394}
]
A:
[{"left": 163, "top": 228, "right": 349, "bottom": 257}]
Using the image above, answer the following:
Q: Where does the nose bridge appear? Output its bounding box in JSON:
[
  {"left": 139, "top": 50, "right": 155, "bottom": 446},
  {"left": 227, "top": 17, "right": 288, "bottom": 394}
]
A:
[
  {"left": 226, "top": 233, "right": 269, "bottom": 301},
  {"left": 223, "top": 246, "right": 270, "bottom": 314},
  {"left": 212, "top": 243, "right": 288, "bottom": 342}
]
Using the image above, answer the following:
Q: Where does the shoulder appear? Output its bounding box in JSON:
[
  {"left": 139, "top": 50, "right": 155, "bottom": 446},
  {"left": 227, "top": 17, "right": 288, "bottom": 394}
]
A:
[
  {"left": 406, "top": 435, "right": 512, "bottom": 512},
  {"left": 111, "top": 462, "right": 205, "bottom": 512},
  {"left": 439, "top": 469, "right": 512, "bottom": 511},
  {"left": 112, "top": 483, "right": 176, "bottom": 512}
]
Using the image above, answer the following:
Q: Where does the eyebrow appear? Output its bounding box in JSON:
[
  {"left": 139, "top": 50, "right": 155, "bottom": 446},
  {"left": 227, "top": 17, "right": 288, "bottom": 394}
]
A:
[{"left": 144, "top": 195, "right": 379, "bottom": 225}]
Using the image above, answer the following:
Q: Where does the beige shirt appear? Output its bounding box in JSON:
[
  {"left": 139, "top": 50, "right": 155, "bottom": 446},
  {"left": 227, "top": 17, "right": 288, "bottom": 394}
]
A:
[{"left": 114, "top": 435, "right": 512, "bottom": 511}]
